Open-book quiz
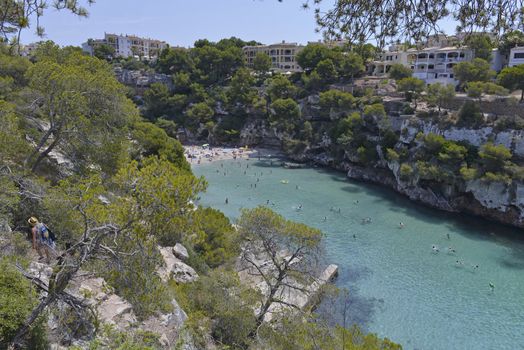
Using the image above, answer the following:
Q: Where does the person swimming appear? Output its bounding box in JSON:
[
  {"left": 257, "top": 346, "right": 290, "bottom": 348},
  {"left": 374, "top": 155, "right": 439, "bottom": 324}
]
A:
[
  {"left": 298, "top": 204, "right": 302, "bottom": 210},
  {"left": 446, "top": 233, "right": 451, "bottom": 240},
  {"left": 399, "top": 222, "right": 405, "bottom": 228},
  {"left": 432, "top": 245, "right": 439, "bottom": 252},
  {"left": 225, "top": 197, "right": 229, "bottom": 204},
  {"left": 447, "top": 247, "right": 456, "bottom": 253},
  {"left": 489, "top": 282, "right": 495, "bottom": 291}
]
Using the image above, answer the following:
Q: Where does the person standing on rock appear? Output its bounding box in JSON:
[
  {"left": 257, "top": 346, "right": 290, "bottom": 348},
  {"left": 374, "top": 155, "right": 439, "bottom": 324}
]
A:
[{"left": 28, "top": 216, "right": 55, "bottom": 264}]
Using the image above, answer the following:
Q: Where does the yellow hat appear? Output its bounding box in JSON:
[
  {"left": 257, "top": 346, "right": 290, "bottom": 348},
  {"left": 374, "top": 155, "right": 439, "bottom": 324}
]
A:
[{"left": 28, "top": 217, "right": 39, "bottom": 225}]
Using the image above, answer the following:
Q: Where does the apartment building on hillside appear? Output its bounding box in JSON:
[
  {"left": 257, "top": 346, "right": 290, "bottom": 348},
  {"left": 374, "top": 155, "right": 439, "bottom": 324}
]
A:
[
  {"left": 369, "top": 34, "right": 506, "bottom": 85},
  {"left": 242, "top": 41, "right": 305, "bottom": 73},
  {"left": 508, "top": 46, "right": 524, "bottom": 67},
  {"left": 82, "top": 33, "right": 168, "bottom": 60}
]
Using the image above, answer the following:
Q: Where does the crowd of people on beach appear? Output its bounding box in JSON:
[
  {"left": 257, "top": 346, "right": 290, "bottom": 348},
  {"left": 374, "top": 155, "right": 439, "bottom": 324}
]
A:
[{"left": 184, "top": 145, "right": 254, "bottom": 164}]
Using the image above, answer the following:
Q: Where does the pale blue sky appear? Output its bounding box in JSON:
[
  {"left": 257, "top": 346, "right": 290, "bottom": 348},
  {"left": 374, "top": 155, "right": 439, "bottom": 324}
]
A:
[{"left": 21, "top": 0, "right": 456, "bottom": 47}]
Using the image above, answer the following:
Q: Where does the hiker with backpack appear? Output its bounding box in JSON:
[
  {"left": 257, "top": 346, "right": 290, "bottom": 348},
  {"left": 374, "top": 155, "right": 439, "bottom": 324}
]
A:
[{"left": 28, "top": 217, "right": 56, "bottom": 264}]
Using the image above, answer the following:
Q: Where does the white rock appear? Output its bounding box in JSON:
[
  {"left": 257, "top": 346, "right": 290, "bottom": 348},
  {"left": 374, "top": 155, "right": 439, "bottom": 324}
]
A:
[
  {"left": 173, "top": 243, "right": 189, "bottom": 261},
  {"left": 158, "top": 246, "right": 199, "bottom": 283}
]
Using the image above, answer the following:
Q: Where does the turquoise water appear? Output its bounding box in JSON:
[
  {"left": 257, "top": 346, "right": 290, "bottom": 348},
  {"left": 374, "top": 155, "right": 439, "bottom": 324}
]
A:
[{"left": 193, "top": 158, "right": 524, "bottom": 350}]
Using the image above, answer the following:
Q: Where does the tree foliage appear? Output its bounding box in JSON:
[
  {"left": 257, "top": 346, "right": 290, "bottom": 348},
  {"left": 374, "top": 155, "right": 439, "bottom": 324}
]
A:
[
  {"left": 389, "top": 63, "right": 412, "bottom": 81},
  {"left": 269, "top": 98, "right": 301, "bottom": 134},
  {"left": 307, "top": 0, "right": 524, "bottom": 48},
  {"left": 497, "top": 64, "right": 524, "bottom": 101},
  {"left": 453, "top": 58, "right": 495, "bottom": 87},
  {"left": 425, "top": 83, "right": 455, "bottom": 112},
  {"left": 0, "top": 0, "right": 93, "bottom": 43}
]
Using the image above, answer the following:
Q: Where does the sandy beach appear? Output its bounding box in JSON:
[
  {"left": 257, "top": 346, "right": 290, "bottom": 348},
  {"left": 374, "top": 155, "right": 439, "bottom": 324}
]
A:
[{"left": 184, "top": 145, "right": 258, "bottom": 164}]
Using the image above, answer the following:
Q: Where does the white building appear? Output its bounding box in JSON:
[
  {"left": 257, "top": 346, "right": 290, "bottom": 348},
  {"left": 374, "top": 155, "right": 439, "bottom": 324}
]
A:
[
  {"left": 82, "top": 33, "right": 168, "bottom": 60},
  {"left": 243, "top": 41, "right": 304, "bottom": 73},
  {"left": 369, "top": 35, "right": 507, "bottom": 85},
  {"left": 20, "top": 42, "right": 41, "bottom": 57},
  {"left": 508, "top": 46, "right": 524, "bottom": 67}
]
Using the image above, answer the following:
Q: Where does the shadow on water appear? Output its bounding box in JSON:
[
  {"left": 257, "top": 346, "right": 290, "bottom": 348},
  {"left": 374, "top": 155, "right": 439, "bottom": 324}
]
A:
[{"left": 317, "top": 265, "right": 381, "bottom": 331}]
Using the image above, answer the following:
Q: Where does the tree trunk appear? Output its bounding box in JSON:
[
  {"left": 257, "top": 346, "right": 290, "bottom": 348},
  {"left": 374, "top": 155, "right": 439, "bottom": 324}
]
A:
[
  {"left": 25, "top": 127, "right": 54, "bottom": 166},
  {"left": 31, "top": 129, "right": 62, "bottom": 173}
]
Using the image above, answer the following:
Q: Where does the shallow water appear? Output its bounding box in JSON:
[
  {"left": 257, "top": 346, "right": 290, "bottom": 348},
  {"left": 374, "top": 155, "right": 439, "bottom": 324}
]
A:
[{"left": 193, "top": 158, "right": 524, "bottom": 350}]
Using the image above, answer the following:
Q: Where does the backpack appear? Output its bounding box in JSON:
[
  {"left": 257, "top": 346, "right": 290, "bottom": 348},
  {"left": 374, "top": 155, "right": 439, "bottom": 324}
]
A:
[{"left": 38, "top": 223, "right": 56, "bottom": 242}]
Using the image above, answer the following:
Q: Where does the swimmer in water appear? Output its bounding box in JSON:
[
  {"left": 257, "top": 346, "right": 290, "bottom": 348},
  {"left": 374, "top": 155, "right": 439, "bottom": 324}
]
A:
[
  {"left": 323, "top": 216, "right": 327, "bottom": 222},
  {"left": 489, "top": 282, "right": 495, "bottom": 291},
  {"left": 225, "top": 197, "right": 229, "bottom": 204},
  {"left": 296, "top": 185, "right": 299, "bottom": 190},
  {"left": 298, "top": 204, "right": 302, "bottom": 210},
  {"left": 267, "top": 200, "right": 270, "bottom": 205},
  {"left": 446, "top": 233, "right": 451, "bottom": 240},
  {"left": 353, "top": 234, "right": 356, "bottom": 239},
  {"left": 432, "top": 245, "right": 439, "bottom": 252},
  {"left": 399, "top": 222, "right": 405, "bottom": 229},
  {"left": 447, "top": 247, "right": 456, "bottom": 253}
]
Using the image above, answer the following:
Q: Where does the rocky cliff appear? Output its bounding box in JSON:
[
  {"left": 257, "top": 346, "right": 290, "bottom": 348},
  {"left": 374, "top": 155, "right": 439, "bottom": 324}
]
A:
[{"left": 238, "top": 97, "right": 524, "bottom": 230}]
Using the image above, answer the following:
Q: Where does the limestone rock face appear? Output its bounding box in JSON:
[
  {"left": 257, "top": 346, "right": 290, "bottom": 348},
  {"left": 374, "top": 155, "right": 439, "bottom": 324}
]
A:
[
  {"left": 114, "top": 67, "right": 172, "bottom": 89},
  {"left": 72, "top": 276, "right": 137, "bottom": 329},
  {"left": 466, "top": 179, "right": 511, "bottom": 211},
  {"left": 158, "top": 246, "right": 199, "bottom": 283},
  {"left": 140, "top": 299, "right": 188, "bottom": 349}
]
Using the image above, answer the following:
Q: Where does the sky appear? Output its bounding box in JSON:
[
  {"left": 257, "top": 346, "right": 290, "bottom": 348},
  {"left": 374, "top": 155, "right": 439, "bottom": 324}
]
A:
[
  {"left": 20, "top": 0, "right": 336, "bottom": 47},
  {"left": 20, "top": 0, "right": 458, "bottom": 48}
]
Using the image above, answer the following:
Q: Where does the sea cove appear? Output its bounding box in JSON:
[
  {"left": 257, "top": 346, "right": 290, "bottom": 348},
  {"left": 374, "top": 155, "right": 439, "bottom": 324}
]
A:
[{"left": 194, "top": 157, "right": 524, "bottom": 350}]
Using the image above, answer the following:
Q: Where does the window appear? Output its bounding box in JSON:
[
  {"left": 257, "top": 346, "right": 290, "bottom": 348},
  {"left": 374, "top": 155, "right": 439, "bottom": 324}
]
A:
[
  {"left": 450, "top": 74, "right": 454, "bottom": 78},
  {"left": 514, "top": 53, "right": 524, "bottom": 59},
  {"left": 429, "top": 53, "right": 434, "bottom": 59},
  {"left": 428, "top": 64, "right": 434, "bottom": 69}
]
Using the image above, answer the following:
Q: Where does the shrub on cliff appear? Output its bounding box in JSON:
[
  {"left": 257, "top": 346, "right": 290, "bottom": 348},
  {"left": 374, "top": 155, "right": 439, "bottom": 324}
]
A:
[
  {"left": 457, "top": 100, "right": 483, "bottom": 127},
  {"left": 478, "top": 142, "right": 512, "bottom": 172},
  {"left": 319, "top": 89, "right": 356, "bottom": 119},
  {"left": 399, "top": 163, "right": 414, "bottom": 180},
  {"left": 386, "top": 148, "right": 399, "bottom": 162}
]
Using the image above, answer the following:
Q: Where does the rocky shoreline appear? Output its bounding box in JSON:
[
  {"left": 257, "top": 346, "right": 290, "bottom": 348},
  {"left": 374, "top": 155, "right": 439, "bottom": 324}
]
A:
[{"left": 287, "top": 151, "right": 524, "bottom": 230}]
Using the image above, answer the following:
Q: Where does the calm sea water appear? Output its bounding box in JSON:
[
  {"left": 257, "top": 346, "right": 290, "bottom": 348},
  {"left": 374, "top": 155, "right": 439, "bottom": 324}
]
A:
[{"left": 193, "top": 158, "right": 524, "bottom": 350}]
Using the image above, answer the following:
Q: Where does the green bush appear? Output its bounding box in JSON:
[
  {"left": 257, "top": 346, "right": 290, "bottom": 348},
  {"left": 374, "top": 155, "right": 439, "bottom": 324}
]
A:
[
  {"left": 0, "top": 259, "right": 46, "bottom": 349},
  {"left": 176, "top": 269, "right": 259, "bottom": 350},
  {"left": 478, "top": 142, "right": 512, "bottom": 172},
  {"left": 482, "top": 171, "right": 511, "bottom": 184},
  {"left": 192, "top": 207, "right": 238, "bottom": 268},
  {"left": 386, "top": 148, "right": 399, "bottom": 162},
  {"left": 399, "top": 163, "right": 414, "bottom": 180},
  {"left": 460, "top": 166, "right": 478, "bottom": 181},
  {"left": 457, "top": 100, "right": 483, "bottom": 127}
]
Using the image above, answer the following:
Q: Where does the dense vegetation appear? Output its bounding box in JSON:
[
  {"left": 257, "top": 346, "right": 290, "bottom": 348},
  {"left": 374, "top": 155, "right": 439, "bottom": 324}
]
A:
[{"left": 0, "top": 41, "right": 401, "bottom": 349}]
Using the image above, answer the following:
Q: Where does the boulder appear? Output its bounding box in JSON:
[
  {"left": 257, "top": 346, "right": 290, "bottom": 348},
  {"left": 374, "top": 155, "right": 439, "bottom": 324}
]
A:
[
  {"left": 97, "top": 294, "right": 137, "bottom": 327},
  {"left": 173, "top": 243, "right": 189, "bottom": 261},
  {"left": 158, "top": 246, "right": 199, "bottom": 283},
  {"left": 141, "top": 298, "right": 188, "bottom": 348}
]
